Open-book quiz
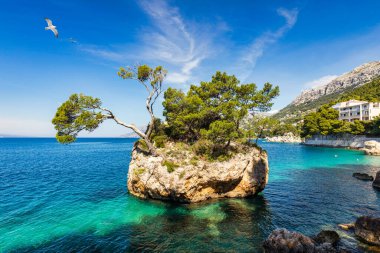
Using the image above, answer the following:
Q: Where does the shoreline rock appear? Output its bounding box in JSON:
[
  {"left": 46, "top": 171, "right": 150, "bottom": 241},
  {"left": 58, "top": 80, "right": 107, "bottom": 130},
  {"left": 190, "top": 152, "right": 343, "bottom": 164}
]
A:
[
  {"left": 363, "top": 140, "right": 380, "bottom": 156},
  {"left": 355, "top": 216, "right": 380, "bottom": 246},
  {"left": 263, "top": 228, "right": 344, "bottom": 253},
  {"left": 373, "top": 171, "right": 380, "bottom": 189},
  {"left": 127, "top": 143, "right": 269, "bottom": 203},
  {"left": 265, "top": 132, "right": 302, "bottom": 143},
  {"left": 352, "top": 173, "right": 374, "bottom": 181}
]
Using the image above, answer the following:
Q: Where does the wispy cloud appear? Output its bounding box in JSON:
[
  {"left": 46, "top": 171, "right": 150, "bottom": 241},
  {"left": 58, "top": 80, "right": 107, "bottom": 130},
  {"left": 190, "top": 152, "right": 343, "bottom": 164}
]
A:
[
  {"left": 303, "top": 75, "right": 338, "bottom": 89},
  {"left": 80, "top": 0, "right": 217, "bottom": 84},
  {"left": 239, "top": 8, "right": 299, "bottom": 80}
]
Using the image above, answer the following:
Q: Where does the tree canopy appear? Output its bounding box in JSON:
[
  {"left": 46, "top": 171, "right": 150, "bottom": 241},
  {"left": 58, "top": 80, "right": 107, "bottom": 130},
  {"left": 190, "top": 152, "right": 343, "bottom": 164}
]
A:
[
  {"left": 52, "top": 64, "right": 167, "bottom": 155},
  {"left": 162, "top": 71, "right": 279, "bottom": 146}
]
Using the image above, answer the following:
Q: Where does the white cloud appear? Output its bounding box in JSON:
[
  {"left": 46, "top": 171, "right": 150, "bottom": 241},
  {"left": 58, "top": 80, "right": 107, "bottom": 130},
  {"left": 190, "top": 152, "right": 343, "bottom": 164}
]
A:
[
  {"left": 239, "top": 8, "right": 299, "bottom": 80},
  {"left": 303, "top": 75, "right": 338, "bottom": 89},
  {"left": 80, "top": 0, "right": 216, "bottom": 85}
]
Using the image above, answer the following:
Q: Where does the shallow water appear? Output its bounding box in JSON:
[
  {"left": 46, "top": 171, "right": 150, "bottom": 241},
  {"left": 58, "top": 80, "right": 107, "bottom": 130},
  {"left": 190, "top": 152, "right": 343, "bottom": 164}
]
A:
[{"left": 0, "top": 138, "right": 379, "bottom": 252}]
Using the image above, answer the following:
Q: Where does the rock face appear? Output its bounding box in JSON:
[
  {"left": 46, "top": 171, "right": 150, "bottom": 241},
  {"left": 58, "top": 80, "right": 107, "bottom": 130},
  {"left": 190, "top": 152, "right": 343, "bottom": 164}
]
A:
[
  {"left": 265, "top": 132, "right": 303, "bottom": 143},
  {"left": 352, "top": 173, "right": 374, "bottom": 181},
  {"left": 127, "top": 144, "right": 269, "bottom": 203},
  {"left": 263, "top": 229, "right": 343, "bottom": 253},
  {"left": 373, "top": 171, "right": 380, "bottom": 189},
  {"left": 292, "top": 62, "right": 380, "bottom": 106},
  {"left": 363, "top": 141, "right": 380, "bottom": 156},
  {"left": 355, "top": 216, "right": 380, "bottom": 246}
]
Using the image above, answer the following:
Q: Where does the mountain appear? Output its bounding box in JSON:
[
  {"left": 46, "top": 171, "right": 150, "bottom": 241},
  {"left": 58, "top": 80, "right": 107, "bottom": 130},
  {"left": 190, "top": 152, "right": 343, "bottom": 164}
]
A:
[{"left": 274, "top": 61, "right": 380, "bottom": 122}]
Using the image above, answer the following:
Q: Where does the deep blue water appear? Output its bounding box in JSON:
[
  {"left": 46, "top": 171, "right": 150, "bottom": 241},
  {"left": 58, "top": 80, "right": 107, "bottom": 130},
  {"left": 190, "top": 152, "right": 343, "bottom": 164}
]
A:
[{"left": 0, "top": 138, "right": 379, "bottom": 252}]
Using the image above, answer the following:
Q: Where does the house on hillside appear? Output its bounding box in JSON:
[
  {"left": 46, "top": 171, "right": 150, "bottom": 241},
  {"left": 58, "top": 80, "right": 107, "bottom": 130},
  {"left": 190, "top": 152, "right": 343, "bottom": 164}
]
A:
[{"left": 332, "top": 100, "right": 380, "bottom": 122}]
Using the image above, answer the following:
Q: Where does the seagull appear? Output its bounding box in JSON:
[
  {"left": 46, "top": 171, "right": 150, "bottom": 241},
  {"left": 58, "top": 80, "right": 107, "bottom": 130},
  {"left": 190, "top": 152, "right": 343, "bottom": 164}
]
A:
[{"left": 45, "top": 18, "right": 58, "bottom": 38}]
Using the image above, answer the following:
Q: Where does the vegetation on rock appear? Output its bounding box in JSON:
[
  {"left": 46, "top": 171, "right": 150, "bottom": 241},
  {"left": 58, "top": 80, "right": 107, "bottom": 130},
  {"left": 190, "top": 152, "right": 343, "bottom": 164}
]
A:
[
  {"left": 53, "top": 66, "right": 280, "bottom": 160},
  {"left": 160, "top": 71, "right": 279, "bottom": 159}
]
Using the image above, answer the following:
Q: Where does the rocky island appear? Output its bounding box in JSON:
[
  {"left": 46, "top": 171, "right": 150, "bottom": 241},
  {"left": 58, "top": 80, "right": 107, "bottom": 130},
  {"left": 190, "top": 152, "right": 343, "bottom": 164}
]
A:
[
  {"left": 52, "top": 65, "right": 279, "bottom": 203},
  {"left": 128, "top": 142, "right": 268, "bottom": 202}
]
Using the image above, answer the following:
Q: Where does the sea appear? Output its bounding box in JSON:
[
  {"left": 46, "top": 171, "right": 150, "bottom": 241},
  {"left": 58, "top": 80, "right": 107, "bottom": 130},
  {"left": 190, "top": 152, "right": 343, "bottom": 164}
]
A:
[{"left": 0, "top": 138, "right": 379, "bottom": 252}]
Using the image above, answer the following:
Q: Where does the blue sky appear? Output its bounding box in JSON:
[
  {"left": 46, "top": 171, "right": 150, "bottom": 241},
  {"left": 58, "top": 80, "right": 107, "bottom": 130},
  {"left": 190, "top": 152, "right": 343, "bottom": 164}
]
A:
[{"left": 1, "top": 0, "right": 380, "bottom": 137}]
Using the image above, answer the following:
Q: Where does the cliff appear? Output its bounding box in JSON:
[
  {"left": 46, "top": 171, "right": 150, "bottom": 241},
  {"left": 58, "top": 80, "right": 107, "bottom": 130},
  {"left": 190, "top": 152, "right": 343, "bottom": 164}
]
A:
[
  {"left": 127, "top": 142, "right": 269, "bottom": 203},
  {"left": 275, "top": 61, "right": 380, "bottom": 122}
]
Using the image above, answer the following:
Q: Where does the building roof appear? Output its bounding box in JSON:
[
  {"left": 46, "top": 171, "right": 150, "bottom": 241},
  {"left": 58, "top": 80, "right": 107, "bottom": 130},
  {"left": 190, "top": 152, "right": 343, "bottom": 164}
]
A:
[{"left": 332, "top": 100, "right": 369, "bottom": 109}]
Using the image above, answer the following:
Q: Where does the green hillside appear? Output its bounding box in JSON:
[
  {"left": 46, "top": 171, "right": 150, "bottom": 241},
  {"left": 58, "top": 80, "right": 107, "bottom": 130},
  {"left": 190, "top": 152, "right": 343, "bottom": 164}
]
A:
[{"left": 274, "top": 78, "right": 380, "bottom": 123}]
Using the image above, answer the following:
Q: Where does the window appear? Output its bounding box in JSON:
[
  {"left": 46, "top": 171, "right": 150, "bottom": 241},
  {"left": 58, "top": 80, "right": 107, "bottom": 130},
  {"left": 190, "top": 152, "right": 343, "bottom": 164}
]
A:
[{"left": 357, "top": 112, "right": 360, "bottom": 115}]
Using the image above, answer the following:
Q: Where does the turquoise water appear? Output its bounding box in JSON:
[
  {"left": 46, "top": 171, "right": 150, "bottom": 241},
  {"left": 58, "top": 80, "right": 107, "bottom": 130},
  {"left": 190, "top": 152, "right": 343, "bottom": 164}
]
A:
[{"left": 0, "top": 138, "right": 379, "bottom": 252}]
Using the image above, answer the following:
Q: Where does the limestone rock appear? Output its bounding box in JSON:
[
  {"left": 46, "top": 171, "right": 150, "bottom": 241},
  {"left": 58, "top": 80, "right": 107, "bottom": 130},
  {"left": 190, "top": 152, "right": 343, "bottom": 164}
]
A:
[
  {"left": 292, "top": 62, "right": 380, "bottom": 106},
  {"left": 352, "top": 173, "right": 374, "bottom": 181},
  {"left": 263, "top": 228, "right": 343, "bottom": 253},
  {"left": 127, "top": 143, "right": 269, "bottom": 203},
  {"left": 355, "top": 216, "right": 380, "bottom": 246},
  {"left": 373, "top": 171, "right": 380, "bottom": 189},
  {"left": 363, "top": 141, "right": 380, "bottom": 156},
  {"left": 265, "top": 132, "right": 303, "bottom": 143}
]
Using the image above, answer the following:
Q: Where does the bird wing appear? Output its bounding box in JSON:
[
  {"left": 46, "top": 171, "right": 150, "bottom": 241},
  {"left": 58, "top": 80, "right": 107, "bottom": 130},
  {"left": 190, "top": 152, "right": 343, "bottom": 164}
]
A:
[
  {"left": 45, "top": 18, "right": 53, "bottom": 26},
  {"left": 51, "top": 28, "right": 58, "bottom": 38}
]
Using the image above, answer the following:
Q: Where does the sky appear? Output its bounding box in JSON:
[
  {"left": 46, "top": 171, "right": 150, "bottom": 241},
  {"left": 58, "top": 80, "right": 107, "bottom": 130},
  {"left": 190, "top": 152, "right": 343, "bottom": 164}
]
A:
[{"left": 1, "top": 0, "right": 380, "bottom": 137}]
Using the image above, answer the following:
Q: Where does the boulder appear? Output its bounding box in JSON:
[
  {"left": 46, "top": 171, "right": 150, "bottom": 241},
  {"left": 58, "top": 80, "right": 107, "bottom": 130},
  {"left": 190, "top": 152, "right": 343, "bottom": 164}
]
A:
[
  {"left": 355, "top": 216, "right": 380, "bottom": 246},
  {"left": 373, "top": 171, "right": 380, "bottom": 189},
  {"left": 263, "top": 229, "right": 316, "bottom": 253},
  {"left": 352, "top": 173, "right": 374, "bottom": 181},
  {"left": 263, "top": 228, "right": 342, "bottom": 253},
  {"left": 127, "top": 143, "right": 269, "bottom": 203},
  {"left": 363, "top": 141, "right": 380, "bottom": 156},
  {"left": 314, "top": 230, "right": 340, "bottom": 246}
]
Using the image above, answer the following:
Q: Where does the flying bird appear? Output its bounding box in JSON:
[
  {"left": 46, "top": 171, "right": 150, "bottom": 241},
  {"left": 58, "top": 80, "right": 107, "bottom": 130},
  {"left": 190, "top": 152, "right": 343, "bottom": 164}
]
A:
[{"left": 45, "top": 18, "right": 58, "bottom": 38}]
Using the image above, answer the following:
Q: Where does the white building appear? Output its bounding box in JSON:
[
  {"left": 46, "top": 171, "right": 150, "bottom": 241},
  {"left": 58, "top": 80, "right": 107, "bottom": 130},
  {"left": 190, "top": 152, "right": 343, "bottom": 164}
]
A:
[{"left": 332, "top": 100, "right": 380, "bottom": 122}]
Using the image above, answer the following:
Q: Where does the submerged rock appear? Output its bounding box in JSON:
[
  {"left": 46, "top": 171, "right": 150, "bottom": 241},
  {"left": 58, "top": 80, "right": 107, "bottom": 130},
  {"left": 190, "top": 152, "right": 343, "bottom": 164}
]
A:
[
  {"left": 352, "top": 172, "right": 374, "bottom": 181},
  {"left": 263, "top": 228, "right": 343, "bottom": 253},
  {"left": 363, "top": 141, "right": 380, "bottom": 156},
  {"left": 355, "top": 216, "right": 380, "bottom": 246},
  {"left": 373, "top": 171, "right": 380, "bottom": 189},
  {"left": 127, "top": 143, "right": 269, "bottom": 203}
]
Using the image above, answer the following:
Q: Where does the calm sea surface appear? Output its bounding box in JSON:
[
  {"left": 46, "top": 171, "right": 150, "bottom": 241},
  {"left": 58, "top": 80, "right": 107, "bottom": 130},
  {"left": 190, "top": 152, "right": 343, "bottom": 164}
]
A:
[{"left": 0, "top": 138, "right": 379, "bottom": 252}]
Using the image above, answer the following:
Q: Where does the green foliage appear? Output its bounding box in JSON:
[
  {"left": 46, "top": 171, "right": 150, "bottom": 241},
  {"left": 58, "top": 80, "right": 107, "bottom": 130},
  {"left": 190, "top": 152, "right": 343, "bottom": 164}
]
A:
[
  {"left": 162, "top": 160, "right": 179, "bottom": 173},
  {"left": 135, "top": 167, "right": 146, "bottom": 175},
  {"left": 163, "top": 71, "right": 279, "bottom": 146},
  {"left": 369, "top": 117, "right": 380, "bottom": 135},
  {"left": 301, "top": 105, "right": 368, "bottom": 137},
  {"left": 153, "top": 135, "right": 167, "bottom": 148},
  {"left": 52, "top": 94, "right": 105, "bottom": 144},
  {"left": 190, "top": 157, "right": 198, "bottom": 166},
  {"left": 192, "top": 139, "right": 213, "bottom": 156},
  {"left": 136, "top": 139, "right": 149, "bottom": 152},
  {"left": 118, "top": 65, "right": 167, "bottom": 88},
  {"left": 179, "top": 171, "right": 186, "bottom": 179},
  {"left": 242, "top": 115, "right": 299, "bottom": 141}
]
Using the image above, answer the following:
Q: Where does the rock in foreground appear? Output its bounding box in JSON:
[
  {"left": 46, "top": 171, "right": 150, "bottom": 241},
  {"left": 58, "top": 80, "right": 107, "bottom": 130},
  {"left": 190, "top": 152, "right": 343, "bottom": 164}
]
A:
[
  {"left": 373, "top": 171, "right": 380, "bottom": 189},
  {"left": 363, "top": 141, "right": 380, "bottom": 156},
  {"left": 127, "top": 143, "right": 268, "bottom": 203},
  {"left": 355, "top": 216, "right": 380, "bottom": 246},
  {"left": 263, "top": 228, "right": 344, "bottom": 253},
  {"left": 352, "top": 173, "right": 374, "bottom": 181}
]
